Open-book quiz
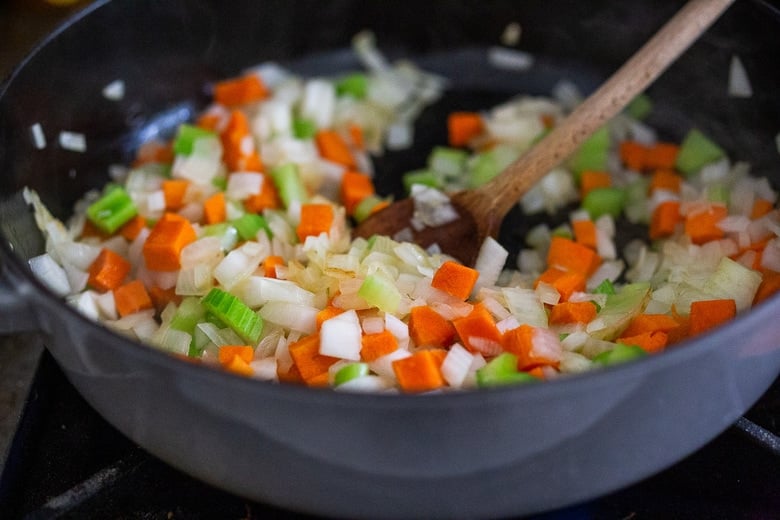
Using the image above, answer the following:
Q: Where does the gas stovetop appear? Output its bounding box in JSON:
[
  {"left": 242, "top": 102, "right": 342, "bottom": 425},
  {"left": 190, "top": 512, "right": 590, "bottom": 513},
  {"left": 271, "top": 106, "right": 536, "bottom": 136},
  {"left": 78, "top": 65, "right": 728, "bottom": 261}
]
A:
[{"left": 0, "top": 351, "right": 778, "bottom": 519}]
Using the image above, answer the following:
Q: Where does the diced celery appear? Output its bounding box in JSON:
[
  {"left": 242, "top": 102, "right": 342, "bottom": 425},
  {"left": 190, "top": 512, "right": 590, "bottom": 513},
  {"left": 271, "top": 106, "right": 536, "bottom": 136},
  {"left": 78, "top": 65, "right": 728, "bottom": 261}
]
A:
[
  {"left": 593, "top": 343, "right": 647, "bottom": 365},
  {"left": 567, "top": 125, "right": 610, "bottom": 176},
  {"left": 86, "top": 185, "right": 138, "bottom": 234},
  {"left": 593, "top": 279, "right": 616, "bottom": 295},
  {"left": 582, "top": 187, "right": 626, "bottom": 219},
  {"left": 170, "top": 297, "right": 207, "bottom": 333},
  {"left": 292, "top": 118, "right": 317, "bottom": 139},
  {"left": 675, "top": 128, "right": 726, "bottom": 176},
  {"left": 402, "top": 169, "right": 440, "bottom": 193},
  {"left": 336, "top": 73, "right": 369, "bottom": 99},
  {"left": 551, "top": 224, "right": 573, "bottom": 239},
  {"left": 428, "top": 146, "right": 468, "bottom": 178},
  {"left": 173, "top": 124, "right": 216, "bottom": 156},
  {"left": 706, "top": 184, "right": 730, "bottom": 204},
  {"left": 212, "top": 176, "right": 228, "bottom": 191},
  {"left": 334, "top": 362, "right": 370, "bottom": 385},
  {"left": 353, "top": 195, "right": 389, "bottom": 223},
  {"left": 201, "top": 288, "right": 264, "bottom": 345},
  {"left": 590, "top": 282, "right": 651, "bottom": 341},
  {"left": 232, "top": 213, "right": 271, "bottom": 240},
  {"left": 358, "top": 273, "right": 401, "bottom": 313},
  {"left": 625, "top": 93, "right": 652, "bottom": 120},
  {"left": 468, "top": 145, "right": 519, "bottom": 188},
  {"left": 202, "top": 222, "right": 239, "bottom": 251},
  {"left": 476, "top": 352, "right": 539, "bottom": 388},
  {"left": 270, "top": 163, "right": 308, "bottom": 207}
]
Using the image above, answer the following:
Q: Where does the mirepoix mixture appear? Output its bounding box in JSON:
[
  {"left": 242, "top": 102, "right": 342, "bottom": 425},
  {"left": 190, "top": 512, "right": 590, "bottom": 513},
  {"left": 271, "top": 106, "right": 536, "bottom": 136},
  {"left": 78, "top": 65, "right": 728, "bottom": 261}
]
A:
[{"left": 26, "top": 34, "right": 780, "bottom": 392}]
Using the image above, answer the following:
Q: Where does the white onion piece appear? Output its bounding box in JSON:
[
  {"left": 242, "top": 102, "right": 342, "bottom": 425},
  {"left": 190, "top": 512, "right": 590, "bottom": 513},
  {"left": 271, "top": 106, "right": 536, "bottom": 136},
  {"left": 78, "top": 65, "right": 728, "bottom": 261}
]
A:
[
  {"left": 319, "top": 309, "right": 362, "bottom": 360},
  {"left": 335, "top": 375, "right": 393, "bottom": 393},
  {"left": 487, "top": 46, "right": 534, "bottom": 71},
  {"left": 440, "top": 343, "right": 474, "bottom": 388},
  {"left": 473, "top": 237, "right": 508, "bottom": 293},
  {"left": 368, "top": 348, "right": 410, "bottom": 380},
  {"left": 59, "top": 131, "right": 86, "bottom": 152},
  {"left": 728, "top": 55, "right": 753, "bottom": 98},
  {"left": 259, "top": 301, "right": 318, "bottom": 334},
  {"left": 214, "top": 241, "right": 266, "bottom": 290},
  {"left": 102, "top": 79, "right": 125, "bottom": 100},
  {"left": 29, "top": 253, "right": 70, "bottom": 296},
  {"left": 226, "top": 172, "right": 263, "bottom": 200}
]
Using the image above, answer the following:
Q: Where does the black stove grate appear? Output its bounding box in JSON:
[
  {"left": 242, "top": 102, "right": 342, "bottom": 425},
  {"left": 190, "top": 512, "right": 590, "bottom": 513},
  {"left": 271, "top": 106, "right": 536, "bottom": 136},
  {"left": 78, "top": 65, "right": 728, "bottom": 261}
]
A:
[{"left": 1, "top": 352, "right": 778, "bottom": 520}]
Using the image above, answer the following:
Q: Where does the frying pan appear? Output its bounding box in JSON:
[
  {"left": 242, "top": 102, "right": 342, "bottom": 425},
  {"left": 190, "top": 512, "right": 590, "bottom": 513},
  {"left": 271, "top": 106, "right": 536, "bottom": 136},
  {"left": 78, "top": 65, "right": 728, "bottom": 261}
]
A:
[{"left": 1, "top": 0, "right": 779, "bottom": 518}]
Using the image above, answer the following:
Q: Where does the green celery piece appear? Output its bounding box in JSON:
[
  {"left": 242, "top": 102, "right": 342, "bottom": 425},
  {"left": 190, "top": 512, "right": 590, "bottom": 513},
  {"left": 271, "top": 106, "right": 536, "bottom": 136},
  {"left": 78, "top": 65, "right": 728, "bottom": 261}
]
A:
[
  {"left": 593, "top": 343, "right": 647, "bottom": 366},
  {"left": 173, "top": 124, "right": 216, "bottom": 156},
  {"left": 202, "top": 222, "right": 239, "bottom": 251},
  {"left": 675, "top": 128, "right": 726, "bottom": 176},
  {"left": 582, "top": 187, "right": 627, "bottom": 219},
  {"left": 428, "top": 146, "right": 468, "bottom": 178},
  {"left": 567, "top": 125, "right": 610, "bottom": 177},
  {"left": 358, "top": 273, "right": 401, "bottom": 314},
  {"left": 201, "top": 288, "right": 264, "bottom": 345},
  {"left": 293, "top": 118, "right": 317, "bottom": 139},
  {"left": 334, "top": 362, "right": 370, "bottom": 386},
  {"left": 170, "top": 297, "right": 207, "bottom": 334},
  {"left": 86, "top": 185, "right": 138, "bottom": 234},
  {"left": 551, "top": 224, "right": 573, "bottom": 239},
  {"left": 476, "top": 353, "right": 539, "bottom": 388},
  {"left": 402, "top": 169, "right": 440, "bottom": 193},
  {"left": 593, "top": 279, "right": 616, "bottom": 295},
  {"left": 625, "top": 93, "right": 652, "bottom": 120},
  {"left": 232, "top": 213, "right": 272, "bottom": 240},
  {"left": 270, "top": 163, "right": 308, "bottom": 208},
  {"left": 336, "top": 73, "right": 369, "bottom": 99},
  {"left": 353, "top": 195, "right": 388, "bottom": 223},
  {"left": 212, "top": 176, "right": 228, "bottom": 191},
  {"left": 590, "top": 282, "right": 651, "bottom": 341},
  {"left": 467, "top": 146, "right": 518, "bottom": 188},
  {"left": 706, "top": 184, "right": 730, "bottom": 205}
]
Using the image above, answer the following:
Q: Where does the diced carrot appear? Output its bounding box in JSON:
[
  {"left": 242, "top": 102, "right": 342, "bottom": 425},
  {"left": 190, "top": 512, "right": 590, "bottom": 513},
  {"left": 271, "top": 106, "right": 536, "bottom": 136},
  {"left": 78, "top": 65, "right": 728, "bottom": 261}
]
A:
[
  {"left": 649, "top": 200, "right": 681, "bottom": 240},
  {"left": 222, "top": 355, "right": 254, "bottom": 377},
  {"left": 213, "top": 74, "right": 269, "bottom": 107},
  {"left": 619, "top": 141, "right": 648, "bottom": 171},
  {"left": 648, "top": 169, "right": 682, "bottom": 194},
  {"left": 527, "top": 366, "right": 547, "bottom": 380},
  {"left": 579, "top": 170, "right": 612, "bottom": 199},
  {"left": 360, "top": 329, "right": 399, "bottom": 361},
  {"left": 644, "top": 142, "right": 679, "bottom": 170},
  {"left": 340, "top": 170, "right": 375, "bottom": 215},
  {"left": 288, "top": 333, "right": 339, "bottom": 383},
  {"left": 392, "top": 349, "right": 446, "bottom": 392},
  {"left": 316, "top": 305, "right": 344, "bottom": 330},
  {"left": 315, "top": 129, "right": 356, "bottom": 169},
  {"left": 546, "top": 236, "right": 601, "bottom": 277},
  {"left": 203, "top": 191, "right": 226, "bottom": 224},
  {"left": 277, "top": 363, "right": 303, "bottom": 384},
  {"left": 118, "top": 215, "right": 147, "bottom": 241},
  {"left": 572, "top": 219, "right": 597, "bottom": 250},
  {"left": 685, "top": 204, "right": 728, "bottom": 245},
  {"left": 134, "top": 140, "right": 173, "bottom": 166},
  {"left": 540, "top": 113, "right": 556, "bottom": 129},
  {"left": 502, "top": 324, "right": 558, "bottom": 370},
  {"left": 667, "top": 314, "right": 690, "bottom": 345},
  {"left": 447, "top": 111, "right": 484, "bottom": 147},
  {"left": 431, "top": 260, "right": 480, "bottom": 300},
  {"left": 142, "top": 212, "right": 197, "bottom": 271},
  {"left": 244, "top": 175, "right": 281, "bottom": 213},
  {"left": 688, "top": 299, "right": 736, "bottom": 336},
  {"left": 753, "top": 271, "right": 780, "bottom": 305},
  {"left": 296, "top": 203, "right": 334, "bottom": 242},
  {"left": 348, "top": 123, "right": 364, "bottom": 150},
  {"left": 621, "top": 313, "right": 681, "bottom": 337},
  {"left": 617, "top": 330, "right": 668, "bottom": 354},
  {"left": 549, "top": 301, "right": 597, "bottom": 325},
  {"left": 87, "top": 248, "right": 131, "bottom": 291},
  {"left": 534, "top": 267, "right": 586, "bottom": 302},
  {"left": 221, "top": 110, "right": 263, "bottom": 173},
  {"left": 162, "top": 179, "right": 190, "bottom": 210},
  {"left": 408, "top": 305, "right": 456, "bottom": 348},
  {"left": 147, "top": 284, "right": 182, "bottom": 312},
  {"left": 452, "top": 303, "right": 502, "bottom": 355},
  {"left": 218, "top": 345, "right": 255, "bottom": 365},
  {"left": 263, "top": 255, "right": 285, "bottom": 279},
  {"left": 751, "top": 198, "right": 774, "bottom": 220},
  {"left": 113, "top": 279, "right": 153, "bottom": 317},
  {"left": 196, "top": 112, "right": 223, "bottom": 132}
]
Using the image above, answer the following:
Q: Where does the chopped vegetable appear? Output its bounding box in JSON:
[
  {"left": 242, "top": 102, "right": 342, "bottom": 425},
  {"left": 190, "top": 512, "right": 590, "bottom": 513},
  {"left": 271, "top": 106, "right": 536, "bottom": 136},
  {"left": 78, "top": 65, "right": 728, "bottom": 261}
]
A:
[
  {"left": 201, "top": 288, "right": 264, "bottom": 345},
  {"left": 86, "top": 185, "right": 138, "bottom": 234}
]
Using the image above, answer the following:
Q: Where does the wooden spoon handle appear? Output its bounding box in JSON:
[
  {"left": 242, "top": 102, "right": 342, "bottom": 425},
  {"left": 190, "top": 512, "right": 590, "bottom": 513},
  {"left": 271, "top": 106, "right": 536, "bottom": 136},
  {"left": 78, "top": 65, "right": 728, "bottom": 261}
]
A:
[{"left": 480, "top": 0, "right": 735, "bottom": 219}]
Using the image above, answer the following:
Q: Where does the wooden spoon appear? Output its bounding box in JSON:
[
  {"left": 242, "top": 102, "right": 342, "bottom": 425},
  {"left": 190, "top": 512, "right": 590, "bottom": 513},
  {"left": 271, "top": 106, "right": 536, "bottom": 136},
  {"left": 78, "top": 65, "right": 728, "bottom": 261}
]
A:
[{"left": 354, "top": 0, "right": 734, "bottom": 265}]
